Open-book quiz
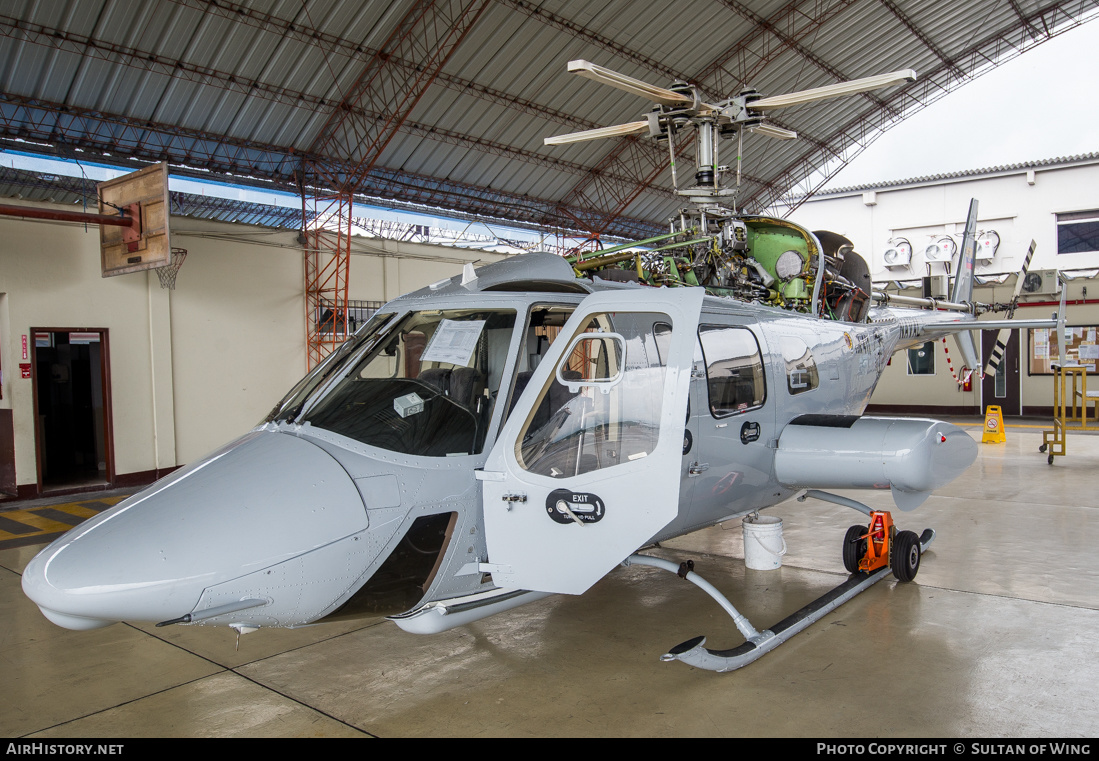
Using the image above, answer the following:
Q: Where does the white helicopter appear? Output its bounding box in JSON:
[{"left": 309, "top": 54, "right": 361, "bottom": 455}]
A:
[{"left": 22, "top": 61, "right": 1065, "bottom": 672}]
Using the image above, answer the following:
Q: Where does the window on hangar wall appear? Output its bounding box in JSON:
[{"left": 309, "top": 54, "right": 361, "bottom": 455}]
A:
[
  {"left": 1056, "top": 211, "right": 1099, "bottom": 254},
  {"left": 907, "top": 341, "right": 936, "bottom": 376}
]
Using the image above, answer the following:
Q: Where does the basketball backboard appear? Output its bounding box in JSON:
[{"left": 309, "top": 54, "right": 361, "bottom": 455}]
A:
[{"left": 98, "top": 162, "right": 171, "bottom": 278}]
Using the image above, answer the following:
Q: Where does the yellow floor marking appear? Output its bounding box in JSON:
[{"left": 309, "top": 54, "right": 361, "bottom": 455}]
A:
[
  {"left": 50, "top": 504, "right": 108, "bottom": 519},
  {"left": 1, "top": 511, "right": 75, "bottom": 533}
]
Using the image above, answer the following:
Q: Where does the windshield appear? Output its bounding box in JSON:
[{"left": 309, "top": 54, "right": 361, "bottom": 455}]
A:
[
  {"left": 302, "top": 308, "right": 517, "bottom": 456},
  {"left": 264, "top": 311, "right": 396, "bottom": 424}
]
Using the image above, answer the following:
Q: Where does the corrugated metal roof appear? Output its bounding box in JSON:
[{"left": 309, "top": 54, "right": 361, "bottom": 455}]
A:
[
  {"left": 800, "top": 152, "right": 1099, "bottom": 197},
  {"left": 0, "top": 0, "right": 1096, "bottom": 240},
  {"left": 0, "top": 164, "right": 304, "bottom": 228}
]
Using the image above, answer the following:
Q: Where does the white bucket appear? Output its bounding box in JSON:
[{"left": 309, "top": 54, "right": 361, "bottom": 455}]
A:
[{"left": 742, "top": 514, "right": 787, "bottom": 570}]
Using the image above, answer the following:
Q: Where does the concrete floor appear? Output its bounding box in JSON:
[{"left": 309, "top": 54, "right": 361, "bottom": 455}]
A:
[{"left": 2, "top": 423, "right": 1098, "bottom": 738}]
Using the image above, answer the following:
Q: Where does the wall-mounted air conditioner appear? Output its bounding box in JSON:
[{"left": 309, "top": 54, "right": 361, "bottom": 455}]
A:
[
  {"left": 883, "top": 237, "right": 912, "bottom": 269},
  {"left": 924, "top": 235, "right": 957, "bottom": 264},
  {"left": 976, "top": 230, "right": 1000, "bottom": 263},
  {"left": 1020, "top": 269, "right": 1061, "bottom": 296}
]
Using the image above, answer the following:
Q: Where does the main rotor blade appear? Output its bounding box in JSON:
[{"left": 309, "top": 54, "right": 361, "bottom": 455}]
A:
[
  {"left": 747, "top": 122, "right": 798, "bottom": 140},
  {"left": 749, "top": 69, "right": 917, "bottom": 111},
  {"left": 567, "top": 59, "right": 694, "bottom": 107},
  {"left": 544, "top": 120, "right": 649, "bottom": 145}
]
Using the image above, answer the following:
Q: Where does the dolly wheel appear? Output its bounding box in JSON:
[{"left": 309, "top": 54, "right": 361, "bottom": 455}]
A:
[
  {"left": 891, "top": 530, "right": 921, "bottom": 582},
  {"left": 1048, "top": 454, "right": 1055, "bottom": 465},
  {"left": 1039, "top": 444, "right": 1047, "bottom": 453},
  {"left": 842, "top": 524, "right": 867, "bottom": 574}
]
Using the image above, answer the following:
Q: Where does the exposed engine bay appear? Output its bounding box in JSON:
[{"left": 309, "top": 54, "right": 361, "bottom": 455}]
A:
[{"left": 570, "top": 212, "right": 872, "bottom": 323}]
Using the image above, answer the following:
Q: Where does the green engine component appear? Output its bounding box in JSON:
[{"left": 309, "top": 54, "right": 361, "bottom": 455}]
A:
[
  {"left": 745, "top": 222, "right": 810, "bottom": 282},
  {"left": 781, "top": 278, "right": 809, "bottom": 301}
]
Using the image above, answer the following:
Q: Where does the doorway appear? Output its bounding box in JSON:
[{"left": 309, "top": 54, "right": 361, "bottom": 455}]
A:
[
  {"left": 981, "top": 329, "right": 1020, "bottom": 417},
  {"left": 31, "top": 329, "right": 113, "bottom": 492}
]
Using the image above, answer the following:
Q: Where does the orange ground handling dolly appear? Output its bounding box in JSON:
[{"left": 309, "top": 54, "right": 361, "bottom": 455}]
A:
[{"left": 842, "top": 509, "right": 923, "bottom": 582}]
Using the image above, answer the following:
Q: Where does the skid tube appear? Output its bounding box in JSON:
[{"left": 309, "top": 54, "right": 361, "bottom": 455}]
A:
[{"left": 626, "top": 528, "right": 935, "bottom": 673}]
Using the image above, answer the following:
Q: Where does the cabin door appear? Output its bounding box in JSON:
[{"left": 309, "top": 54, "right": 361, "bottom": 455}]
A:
[{"left": 480, "top": 289, "right": 704, "bottom": 595}]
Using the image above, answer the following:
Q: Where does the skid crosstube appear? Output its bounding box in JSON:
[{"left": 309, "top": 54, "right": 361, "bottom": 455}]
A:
[{"left": 660, "top": 528, "right": 935, "bottom": 673}]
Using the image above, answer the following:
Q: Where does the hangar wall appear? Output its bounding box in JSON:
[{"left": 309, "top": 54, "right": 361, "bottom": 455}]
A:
[
  {"left": 0, "top": 204, "right": 504, "bottom": 499},
  {"left": 787, "top": 154, "right": 1099, "bottom": 416}
]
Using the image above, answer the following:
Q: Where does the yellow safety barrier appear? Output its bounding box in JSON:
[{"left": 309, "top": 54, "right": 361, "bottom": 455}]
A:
[{"left": 982, "top": 405, "right": 1006, "bottom": 443}]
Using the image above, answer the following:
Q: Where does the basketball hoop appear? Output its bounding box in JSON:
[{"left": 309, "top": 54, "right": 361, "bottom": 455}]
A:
[{"left": 156, "top": 247, "right": 187, "bottom": 290}]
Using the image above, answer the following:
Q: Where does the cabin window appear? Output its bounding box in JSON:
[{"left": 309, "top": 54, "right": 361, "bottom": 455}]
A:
[
  {"left": 698, "top": 325, "right": 766, "bottom": 416},
  {"left": 516, "top": 312, "right": 671, "bottom": 477},
  {"left": 780, "top": 337, "right": 819, "bottom": 395},
  {"left": 504, "top": 305, "right": 577, "bottom": 423}
]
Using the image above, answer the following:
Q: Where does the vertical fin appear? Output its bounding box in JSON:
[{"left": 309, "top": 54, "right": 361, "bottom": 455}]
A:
[
  {"left": 949, "top": 199, "right": 981, "bottom": 373},
  {"left": 950, "top": 198, "right": 979, "bottom": 304}
]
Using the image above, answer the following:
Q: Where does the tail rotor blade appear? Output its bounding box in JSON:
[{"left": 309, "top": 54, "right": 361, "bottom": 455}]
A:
[
  {"left": 984, "top": 240, "right": 1038, "bottom": 376},
  {"left": 984, "top": 327, "right": 1012, "bottom": 377},
  {"left": 1009, "top": 240, "right": 1038, "bottom": 308}
]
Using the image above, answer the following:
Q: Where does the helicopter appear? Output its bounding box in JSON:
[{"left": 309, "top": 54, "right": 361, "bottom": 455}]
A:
[{"left": 21, "top": 61, "right": 1066, "bottom": 672}]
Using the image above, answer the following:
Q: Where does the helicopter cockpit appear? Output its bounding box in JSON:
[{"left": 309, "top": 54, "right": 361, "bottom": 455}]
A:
[{"left": 296, "top": 308, "right": 517, "bottom": 456}]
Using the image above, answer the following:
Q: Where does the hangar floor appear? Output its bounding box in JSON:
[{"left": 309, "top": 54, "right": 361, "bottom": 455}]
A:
[{"left": 2, "top": 423, "right": 1098, "bottom": 738}]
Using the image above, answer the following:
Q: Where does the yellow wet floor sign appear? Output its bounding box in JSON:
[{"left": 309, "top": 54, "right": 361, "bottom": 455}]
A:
[{"left": 983, "top": 405, "right": 1006, "bottom": 443}]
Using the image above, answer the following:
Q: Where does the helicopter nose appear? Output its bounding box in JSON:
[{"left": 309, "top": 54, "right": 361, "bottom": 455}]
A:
[{"left": 22, "top": 431, "right": 368, "bottom": 630}]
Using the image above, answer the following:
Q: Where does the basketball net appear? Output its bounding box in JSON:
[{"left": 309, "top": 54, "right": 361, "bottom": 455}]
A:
[{"left": 156, "top": 247, "right": 187, "bottom": 290}]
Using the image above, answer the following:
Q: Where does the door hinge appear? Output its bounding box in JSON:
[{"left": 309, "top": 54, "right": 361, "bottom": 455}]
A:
[
  {"left": 501, "top": 493, "right": 527, "bottom": 509},
  {"left": 475, "top": 469, "right": 506, "bottom": 482}
]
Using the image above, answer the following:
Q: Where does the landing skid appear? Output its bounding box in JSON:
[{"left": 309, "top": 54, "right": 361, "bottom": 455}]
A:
[{"left": 628, "top": 528, "right": 935, "bottom": 673}]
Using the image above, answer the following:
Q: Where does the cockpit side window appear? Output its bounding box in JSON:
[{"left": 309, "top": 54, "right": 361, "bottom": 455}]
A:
[{"left": 698, "top": 325, "right": 766, "bottom": 417}]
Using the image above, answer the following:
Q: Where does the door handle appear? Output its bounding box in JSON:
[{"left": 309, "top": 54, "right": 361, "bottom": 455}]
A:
[{"left": 688, "top": 462, "right": 709, "bottom": 477}]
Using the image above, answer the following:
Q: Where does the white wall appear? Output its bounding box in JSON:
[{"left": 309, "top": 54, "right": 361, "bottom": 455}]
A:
[
  {"left": 787, "top": 158, "right": 1099, "bottom": 279},
  {"left": 787, "top": 157, "right": 1099, "bottom": 413},
  {"left": 0, "top": 204, "right": 506, "bottom": 493},
  {"left": 0, "top": 207, "right": 163, "bottom": 484}
]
